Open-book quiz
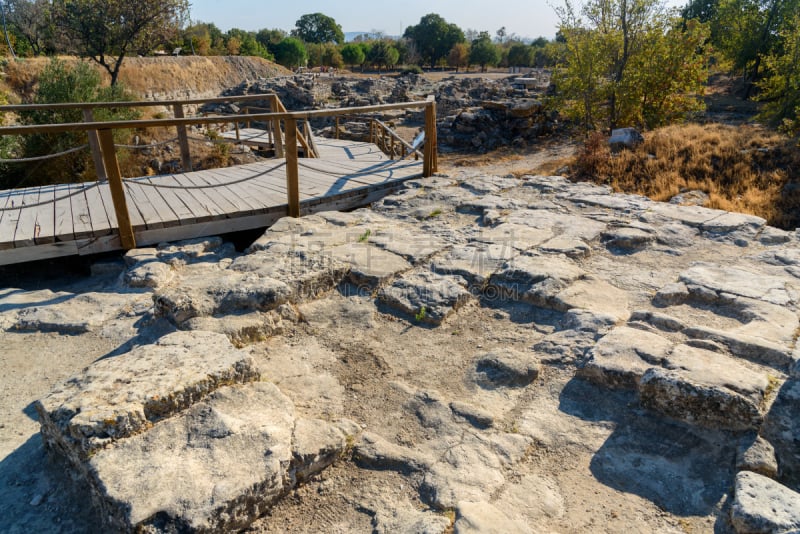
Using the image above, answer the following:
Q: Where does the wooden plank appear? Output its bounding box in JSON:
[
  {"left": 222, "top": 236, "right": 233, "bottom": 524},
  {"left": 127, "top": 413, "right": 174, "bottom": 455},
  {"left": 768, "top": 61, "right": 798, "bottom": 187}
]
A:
[
  {"left": 12, "top": 186, "right": 42, "bottom": 247},
  {"left": 96, "top": 182, "right": 119, "bottom": 228},
  {"left": 33, "top": 185, "right": 56, "bottom": 245},
  {"left": 53, "top": 183, "right": 75, "bottom": 243},
  {"left": 142, "top": 175, "right": 197, "bottom": 225},
  {"left": 69, "top": 182, "right": 94, "bottom": 239},
  {"left": 82, "top": 182, "right": 113, "bottom": 236},
  {"left": 208, "top": 161, "right": 297, "bottom": 200},
  {"left": 0, "top": 240, "right": 80, "bottom": 265},
  {"left": 185, "top": 168, "right": 256, "bottom": 216},
  {"left": 166, "top": 171, "right": 228, "bottom": 220},
  {"left": 199, "top": 168, "right": 269, "bottom": 214},
  {"left": 220, "top": 162, "right": 322, "bottom": 199},
  {"left": 0, "top": 186, "right": 13, "bottom": 228},
  {"left": 173, "top": 104, "right": 193, "bottom": 172},
  {"left": 149, "top": 173, "right": 216, "bottom": 224},
  {"left": 117, "top": 182, "right": 148, "bottom": 229},
  {"left": 0, "top": 190, "right": 21, "bottom": 248},
  {"left": 175, "top": 169, "right": 242, "bottom": 218},
  {"left": 125, "top": 178, "right": 172, "bottom": 229}
]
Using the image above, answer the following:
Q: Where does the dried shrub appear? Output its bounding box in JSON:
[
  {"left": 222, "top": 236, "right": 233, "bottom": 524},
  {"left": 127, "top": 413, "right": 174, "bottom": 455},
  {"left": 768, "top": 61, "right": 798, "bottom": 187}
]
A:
[{"left": 570, "top": 123, "right": 800, "bottom": 229}]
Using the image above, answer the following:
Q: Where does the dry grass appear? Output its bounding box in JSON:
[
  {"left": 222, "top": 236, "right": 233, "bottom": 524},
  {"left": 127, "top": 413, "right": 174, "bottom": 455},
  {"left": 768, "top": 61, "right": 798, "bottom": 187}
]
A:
[{"left": 573, "top": 123, "right": 800, "bottom": 229}]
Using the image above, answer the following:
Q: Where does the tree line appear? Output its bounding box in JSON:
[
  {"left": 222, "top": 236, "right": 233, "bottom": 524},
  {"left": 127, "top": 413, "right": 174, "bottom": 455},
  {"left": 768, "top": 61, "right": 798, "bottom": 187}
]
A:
[{"left": 1, "top": 1, "right": 798, "bottom": 135}]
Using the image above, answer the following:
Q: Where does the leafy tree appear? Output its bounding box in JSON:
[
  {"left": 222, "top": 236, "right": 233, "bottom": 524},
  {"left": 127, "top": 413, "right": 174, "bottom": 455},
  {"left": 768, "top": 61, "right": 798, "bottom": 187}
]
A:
[
  {"left": 366, "top": 40, "right": 400, "bottom": 70},
  {"left": 553, "top": 0, "right": 710, "bottom": 131},
  {"left": 53, "top": 0, "right": 189, "bottom": 85},
  {"left": 256, "top": 28, "right": 286, "bottom": 49},
  {"left": 291, "top": 12, "right": 344, "bottom": 44},
  {"left": 273, "top": 37, "right": 307, "bottom": 68},
  {"left": 341, "top": 43, "right": 366, "bottom": 68},
  {"left": 711, "top": 0, "right": 800, "bottom": 90},
  {"left": 448, "top": 42, "right": 470, "bottom": 72},
  {"left": 508, "top": 42, "right": 534, "bottom": 67},
  {"left": 470, "top": 31, "right": 500, "bottom": 71},
  {"left": 403, "top": 13, "right": 465, "bottom": 68},
  {"left": 756, "top": 14, "right": 800, "bottom": 134},
  {"left": 322, "top": 45, "right": 343, "bottom": 68},
  {"left": 6, "top": 0, "right": 60, "bottom": 56},
  {"left": 184, "top": 22, "right": 224, "bottom": 55}
]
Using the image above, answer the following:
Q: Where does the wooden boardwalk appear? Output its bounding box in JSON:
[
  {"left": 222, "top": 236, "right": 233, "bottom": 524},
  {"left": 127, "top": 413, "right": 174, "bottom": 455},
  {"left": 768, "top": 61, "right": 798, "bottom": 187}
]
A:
[{"left": 0, "top": 139, "right": 422, "bottom": 265}]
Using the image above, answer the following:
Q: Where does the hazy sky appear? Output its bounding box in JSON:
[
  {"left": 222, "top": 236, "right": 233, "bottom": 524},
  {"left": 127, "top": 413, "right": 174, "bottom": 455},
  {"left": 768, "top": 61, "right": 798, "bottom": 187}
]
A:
[{"left": 189, "top": 0, "right": 568, "bottom": 40}]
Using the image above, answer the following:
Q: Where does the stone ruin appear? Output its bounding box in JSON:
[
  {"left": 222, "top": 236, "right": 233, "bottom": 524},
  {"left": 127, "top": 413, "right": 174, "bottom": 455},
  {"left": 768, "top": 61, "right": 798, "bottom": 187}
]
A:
[
  {"left": 3, "top": 172, "right": 800, "bottom": 532},
  {"left": 214, "top": 71, "right": 557, "bottom": 153}
]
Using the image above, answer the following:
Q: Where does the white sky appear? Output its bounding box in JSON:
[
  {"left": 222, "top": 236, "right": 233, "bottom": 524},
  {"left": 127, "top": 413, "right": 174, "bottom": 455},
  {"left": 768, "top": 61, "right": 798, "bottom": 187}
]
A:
[{"left": 189, "top": 0, "right": 689, "bottom": 40}]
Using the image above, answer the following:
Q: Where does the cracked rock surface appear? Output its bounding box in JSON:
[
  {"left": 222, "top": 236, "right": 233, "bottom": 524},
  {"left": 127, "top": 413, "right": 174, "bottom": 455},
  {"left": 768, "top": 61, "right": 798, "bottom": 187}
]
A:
[{"left": 2, "top": 172, "right": 800, "bottom": 532}]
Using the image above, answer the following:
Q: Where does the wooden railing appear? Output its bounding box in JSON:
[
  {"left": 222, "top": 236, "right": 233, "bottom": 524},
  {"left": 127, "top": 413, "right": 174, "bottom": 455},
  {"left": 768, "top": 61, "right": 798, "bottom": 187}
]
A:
[{"left": 0, "top": 95, "right": 438, "bottom": 250}]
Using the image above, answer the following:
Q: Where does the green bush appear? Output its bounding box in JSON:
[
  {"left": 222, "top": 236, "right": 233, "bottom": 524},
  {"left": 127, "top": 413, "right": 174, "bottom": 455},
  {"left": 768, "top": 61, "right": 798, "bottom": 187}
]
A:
[
  {"left": 400, "top": 64, "right": 423, "bottom": 75},
  {"left": 3, "top": 59, "right": 140, "bottom": 189}
]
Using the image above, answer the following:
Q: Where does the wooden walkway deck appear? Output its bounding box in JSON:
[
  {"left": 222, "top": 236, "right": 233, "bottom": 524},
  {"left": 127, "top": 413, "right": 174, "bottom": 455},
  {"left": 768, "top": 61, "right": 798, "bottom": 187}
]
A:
[{"left": 0, "top": 139, "right": 422, "bottom": 265}]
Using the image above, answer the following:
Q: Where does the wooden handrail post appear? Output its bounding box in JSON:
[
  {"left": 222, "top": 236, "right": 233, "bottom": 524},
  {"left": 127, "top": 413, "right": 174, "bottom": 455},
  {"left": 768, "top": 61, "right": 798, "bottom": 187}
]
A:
[
  {"left": 284, "top": 117, "right": 300, "bottom": 218},
  {"left": 423, "top": 99, "right": 438, "bottom": 177},
  {"left": 390, "top": 136, "right": 395, "bottom": 160},
  {"left": 270, "top": 95, "right": 284, "bottom": 158},
  {"left": 97, "top": 129, "right": 136, "bottom": 249},
  {"left": 234, "top": 120, "right": 240, "bottom": 141},
  {"left": 335, "top": 116, "right": 340, "bottom": 139},
  {"left": 82, "top": 109, "right": 107, "bottom": 182},
  {"left": 244, "top": 107, "right": 250, "bottom": 129},
  {"left": 172, "top": 103, "right": 193, "bottom": 172}
]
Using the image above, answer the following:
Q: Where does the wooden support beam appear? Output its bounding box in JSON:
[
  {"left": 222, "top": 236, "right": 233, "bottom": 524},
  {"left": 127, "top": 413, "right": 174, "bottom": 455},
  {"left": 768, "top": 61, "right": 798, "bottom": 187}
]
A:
[
  {"left": 82, "top": 109, "right": 107, "bottom": 182},
  {"left": 270, "top": 95, "right": 284, "bottom": 158},
  {"left": 335, "top": 116, "right": 340, "bottom": 139},
  {"left": 172, "top": 104, "right": 193, "bottom": 172},
  {"left": 284, "top": 117, "right": 300, "bottom": 218},
  {"left": 423, "top": 101, "right": 436, "bottom": 176},
  {"left": 97, "top": 129, "right": 136, "bottom": 249}
]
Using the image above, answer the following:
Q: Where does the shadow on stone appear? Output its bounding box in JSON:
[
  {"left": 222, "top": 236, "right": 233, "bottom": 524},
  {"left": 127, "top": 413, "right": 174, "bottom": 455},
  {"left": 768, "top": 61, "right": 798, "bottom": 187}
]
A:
[{"left": 559, "top": 377, "right": 736, "bottom": 517}]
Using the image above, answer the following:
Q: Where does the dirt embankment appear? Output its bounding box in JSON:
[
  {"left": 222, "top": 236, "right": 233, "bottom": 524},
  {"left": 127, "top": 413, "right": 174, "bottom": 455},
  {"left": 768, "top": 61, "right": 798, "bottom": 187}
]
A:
[{"left": 2, "top": 55, "right": 292, "bottom": 102}]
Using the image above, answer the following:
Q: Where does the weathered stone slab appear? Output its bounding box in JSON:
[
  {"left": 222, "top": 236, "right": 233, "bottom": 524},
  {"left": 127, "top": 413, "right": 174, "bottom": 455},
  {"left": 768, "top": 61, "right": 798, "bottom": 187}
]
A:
[
  {"left": 475, "top": 350, "right": 540, "bottom": 388},
  {"left": 432, "top": 244, "right": 516, "bottom": 287},
  {"left": 730, "top": 471, "right": 800, "bottom": 534},
  {"left": 679, "top": 263, "right": 797, "bottom": 306},
  {"left": 601, "top": 226, "right": 654, "bottom": 251},
  {"left": 154, "top": 272, "right": 292, "bottom": 325},
  {"left": 472, "top": 223, "right": 553, "bottom": 251},
  {"left": 14, "top": 292, "right": 148, "bottom": 334},
  {"left": 354, "top": 432, "right": 434, "bottom": 473},
  {"left": 489, "top": 253, "right": 584, "bottom": 308},
  {"left": 639, "top": 345, "right": 768, "bottom": 431},
  {"left": 88, "top": 382, "right": 294, "bottom": 532},
  {"left": 368, "top": 229, "right": 448, "bottom": 264},
  {"left": 737, "top": 436, "right": 779, "bottom": 479},
  {"left": 539, "top": 235, "right": 592, "bottom": 258},
  {"left": 762, "top": 379, "right": 800, "bottom": 489},
  {"left": 453, "top": 501, "right": 532, "bottom": 534},
  {"left": 230, "top": 250, "right": 350, "bottom": 300},
  {"left": 35, "top": 331, "right": 259, "bottom": 461},
  {"left": 580, "top": 326, "right": 673, "bottom": 389},
  {"left": 124, "top": 261, "right": 174, "bottom": 289},
  {"left": 379, "top": 272, "right": 473, "bottom": 325},
  {"left": 330, "top": 243, "right": 411, "bottom": 288},
  {"left": 551, "top": 277, "right": 630, "bottom": 321}
]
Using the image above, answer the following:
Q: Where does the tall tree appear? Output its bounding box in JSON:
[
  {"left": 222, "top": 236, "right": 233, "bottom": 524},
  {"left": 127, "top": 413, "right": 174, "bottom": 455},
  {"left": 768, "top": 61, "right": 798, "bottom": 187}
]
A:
[
  {"left": 273, "top": 37, "right": 307, "bottom": 69},
  {"left": 6, "top": 0, "right": 59, "bottom": 55},
  {"left": 508, "top": 42, "right": 534, "bottom": 67},
  {"left": 712, "top": 0, "right": 800, "bottom": 90},
  {"left": 756, "top": 13, "right": 800, "bottom": 134},
  {"left": 291, "top": 13, "right": 344, "bottom": 44},
  {"left": 403, "top": 14, "right": 465, "bottom": 68},
  {"left": 448, "top": 42, "right": 470, "bottom": 72},
  {"left": 554, "top": 0, "right": 710, "bottom": 130},
  {"left": 341, "top": 43, "right": 366, "bottom": 68},
  {"left": 53, "top": 0, "right": 189, "bottom": 85},
  {"left": 470, "top": 31, "right": 500, "bottom": 71}
]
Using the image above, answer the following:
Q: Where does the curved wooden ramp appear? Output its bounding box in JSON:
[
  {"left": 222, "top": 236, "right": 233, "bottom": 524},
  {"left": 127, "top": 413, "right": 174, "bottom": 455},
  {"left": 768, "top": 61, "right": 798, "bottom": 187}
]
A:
[{"left": 0, "top": 143, "right": 422, "bottom": 266}]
